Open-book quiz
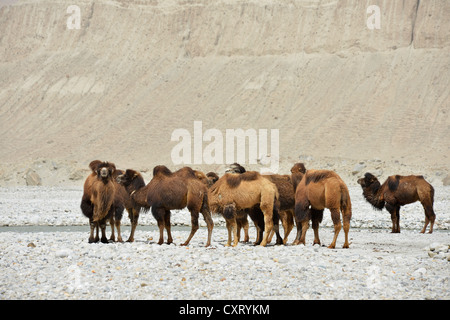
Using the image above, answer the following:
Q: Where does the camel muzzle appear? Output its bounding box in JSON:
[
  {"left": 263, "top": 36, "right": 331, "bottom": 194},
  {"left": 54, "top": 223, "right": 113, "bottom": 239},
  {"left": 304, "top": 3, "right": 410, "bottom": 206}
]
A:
[{"left": 100, "top": 168, "right": 109, "bottom": 178}]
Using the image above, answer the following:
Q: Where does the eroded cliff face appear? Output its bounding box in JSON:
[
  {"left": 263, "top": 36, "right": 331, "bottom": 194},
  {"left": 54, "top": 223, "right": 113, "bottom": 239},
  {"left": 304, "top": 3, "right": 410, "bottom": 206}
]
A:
[{"left": 0, "top": 0, "right": 448, "bottom": 185}]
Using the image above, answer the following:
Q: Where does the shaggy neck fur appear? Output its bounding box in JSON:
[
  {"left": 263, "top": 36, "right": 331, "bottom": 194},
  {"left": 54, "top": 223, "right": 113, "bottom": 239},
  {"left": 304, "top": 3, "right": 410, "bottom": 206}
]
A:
[
  {"left": 361, "top": 180, "right": 385, "bottom": 210},
  {"left": 128, "top": 177, "right": 149, "bottom": 210}
]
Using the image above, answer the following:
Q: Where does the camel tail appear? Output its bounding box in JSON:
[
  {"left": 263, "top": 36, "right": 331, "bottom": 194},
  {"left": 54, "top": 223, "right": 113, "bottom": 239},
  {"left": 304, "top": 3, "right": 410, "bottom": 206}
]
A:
[
  {"left": 429, "top": 183, "right": 435, "bottom": 205},
  {"left": 340, "top": 185, "right": 352, "bottom": 220}
]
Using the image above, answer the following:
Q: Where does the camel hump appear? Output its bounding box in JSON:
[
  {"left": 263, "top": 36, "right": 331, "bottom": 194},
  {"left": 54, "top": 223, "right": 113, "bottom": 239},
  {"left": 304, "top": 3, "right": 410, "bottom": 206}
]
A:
[
  {"left": 387, "top": 175, "right": 401, "bottom": 191},
  {"left": 305, "top": 170, "right": 334, "bottom": 185},
  {"left": 153, "top": 165, "right": 172, "bottom": 177},
  {"left": 225, "top": 171, "right": 259, "bottom": 188}
]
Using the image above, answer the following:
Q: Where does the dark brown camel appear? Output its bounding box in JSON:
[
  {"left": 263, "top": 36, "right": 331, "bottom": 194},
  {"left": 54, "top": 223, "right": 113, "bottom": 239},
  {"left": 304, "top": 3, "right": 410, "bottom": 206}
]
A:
[
  {"left": 80, "top": 160, "right": 121, "bottom": 243},
  {"left": 357, "top": 173, "right": 436, "bottom": 233},
  {"left": 117, "top": 166, "right": 214, "bottom": 247}
]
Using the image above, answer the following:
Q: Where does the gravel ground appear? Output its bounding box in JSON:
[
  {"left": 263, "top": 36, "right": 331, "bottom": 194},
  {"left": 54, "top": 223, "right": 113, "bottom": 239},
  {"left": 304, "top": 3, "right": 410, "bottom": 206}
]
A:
[{"left": 0, "top": 186, "right": 449, "bottom": 300}]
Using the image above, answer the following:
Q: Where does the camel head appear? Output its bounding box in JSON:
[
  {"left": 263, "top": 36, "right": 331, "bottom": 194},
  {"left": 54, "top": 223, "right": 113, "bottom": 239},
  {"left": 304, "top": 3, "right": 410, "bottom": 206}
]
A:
[
  {"left": 193, "top": 170, "right": 211, "bottom": 187},
  {"left": 225, "top": 163, "right": 246, "bottom": 174},
  {"left": 116, "top": 169, "right": 142, "bottom": 187},
  {"left": 290, "top": 163, "right": 306, "bottom": 175},
  {"left": 357, "top": 172, "right": 379, "bottom": 188},
  {"left": 290, "top": 162, "right": 307, "bottom": 190},
  {"left": 91, "top": 161, "right": 116, "bottom": 182},
  {"left": 206, "top": 172, "right": 219, "bottom": 188}
]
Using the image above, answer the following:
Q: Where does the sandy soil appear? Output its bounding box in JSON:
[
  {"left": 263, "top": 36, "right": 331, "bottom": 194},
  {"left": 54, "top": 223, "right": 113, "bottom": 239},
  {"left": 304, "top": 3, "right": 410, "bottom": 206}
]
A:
[
  {"left": 0, "top": 186, "right": 448, "bottom": 300},
  {"left": 0, "top": 0, "right": 448, "bottom": 302}
]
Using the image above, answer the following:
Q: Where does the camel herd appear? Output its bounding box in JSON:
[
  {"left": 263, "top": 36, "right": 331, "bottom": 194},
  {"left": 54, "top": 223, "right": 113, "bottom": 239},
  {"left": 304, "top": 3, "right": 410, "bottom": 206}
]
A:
[{"left": 80, "top": 160, "right": 436, "bottom": 248}]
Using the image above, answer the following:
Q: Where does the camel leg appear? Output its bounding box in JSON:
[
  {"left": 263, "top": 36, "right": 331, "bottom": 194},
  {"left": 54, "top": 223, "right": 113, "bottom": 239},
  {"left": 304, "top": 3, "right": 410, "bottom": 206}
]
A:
[
  {"left": 342, "top": 208, "right": 351, "bottom": 249},
  {"left": 293, "top": 202, "right": 309, "bottom": 245},
  {"left": 225, "top": 219, "right": 238, "bottom": 247},
  {"left": 242, "top": 216, "right": 249, "bottom": 243},
  {"left": 248, "top": 208, "right": 263, "bottom": 245},
  {"left": 156, "top": 218, "right": 165, "bottom": 245},
  {"left": 236, "top": 212, "right": 248, "bottom": 243},
  {"left": 115, "top": 218, "right": 123, "bottom": 242},
  {"left": 94, "top": 223, "right": 99, "bottom": 242},
  {"left": 182, "top": 211, "right": 199, "bottom": 246},
  {"left": 164, "top": 210, "right": 173, "bottom": 245},
  {"left": 390, "top": 210, "right": 397, "bottom": 233},
  {"left": 297, "top": 220, "right": 309, "bottom": 246},
  {"left": 99, "top": 220, "right": 108, "bottom": 243},
  {"left": 311, "top": 209, "right": 323, "bottom": 246},
  {"left": 232, "top": 219, "right": 238, "bottom": 247},
  {"left": 328, "top": 208, "right": 341, "bottom": 249},
  {"left": 236, "top": 220, "right": 242, "bottom": 242},
  {"left": 200, "top": 206, "right": 214, "bottom": 247},
  {"left": 386, "top": 204, "right": 400, "bottom": 233},
  {"left": 236, "top": 220, "right": 249, "bottom": 243},
  {"left": 109, "top": 216, "right": 116, "bottom": 242},
  {"left": 113, "top": 205, "right": 124, "bottom": 243},
  {"left": 282, "top": 210, "right": 295, "bottom": 244},
  {"left": 421, "top": 204, "right": 435, "bottom": 234},
  {"left": 293, "top": 218, "right": 302, "bottom": 245},
  {"left": 267, "top": 230, "right": 274, "bottom": 243},
  {"left": 395, "top": 207, "right": 401, "bottom": 233},
  {"left": 127, "top": 209, "right": 139, "bottom": 242},
  {"left": 88, "top": 219, "right": 97, "bottom": 243},
  {"left": 272, "top": 210, "right": 283, "bottom": 245},
  {"left": 151, "top": 207, "right": 166, "bottom": 245},
  {"left": 225, "top": 219, "right": 232, "bottom": 246},
  {"left": 259, "top": 208, "right": 274, "bottom": 247},
  {"left": 236, "top": 214, "right": 248, "bottom": 243}
]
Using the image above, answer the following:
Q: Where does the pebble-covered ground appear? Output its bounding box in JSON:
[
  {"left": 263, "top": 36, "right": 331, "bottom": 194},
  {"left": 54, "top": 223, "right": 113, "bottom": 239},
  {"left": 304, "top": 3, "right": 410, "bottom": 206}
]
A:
[{"left": 0, "top": 186, "right": 449, "bottom": 300}]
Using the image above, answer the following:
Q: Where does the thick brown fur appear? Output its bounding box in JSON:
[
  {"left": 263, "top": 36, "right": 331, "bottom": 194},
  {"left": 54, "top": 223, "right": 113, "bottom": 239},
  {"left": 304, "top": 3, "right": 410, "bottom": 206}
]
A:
[
  {"left": 221, "top": 163, "right": 306, "bottom": 245},
  {"left": 290, "top": 162, "right": 307, "bottom": 191},
  {"left": 357, "top": 173, "right": 435, "bottom": 233},
  {"left": 117, "top": 166, "right": 214, "bottom": 246},
  {"left": 80, "top": 160, "right": 120, "bottom": 243},
  {"left": 115, "top": 169, "right": 146, "bottom": 242},
  {"left": 294, "top": 169, "right": 352, "bottom": 249},
  {"left": 208, "top": 170, "right": 279, "bottom": 247},
  {"left": 263, "top": 174, "right": 296, "bottom": 245}
]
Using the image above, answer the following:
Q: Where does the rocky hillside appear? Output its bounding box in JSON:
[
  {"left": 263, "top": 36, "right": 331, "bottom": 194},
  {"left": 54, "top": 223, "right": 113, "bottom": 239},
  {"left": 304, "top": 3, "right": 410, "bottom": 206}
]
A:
[{"left": 0, "top": 0, "right": 448, "bottom": 186}]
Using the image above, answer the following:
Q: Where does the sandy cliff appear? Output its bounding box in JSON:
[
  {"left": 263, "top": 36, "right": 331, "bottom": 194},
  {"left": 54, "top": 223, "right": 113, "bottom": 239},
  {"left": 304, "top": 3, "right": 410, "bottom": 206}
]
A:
[{"left": 0, "top": 0, "right": 448, "bottom": 186}]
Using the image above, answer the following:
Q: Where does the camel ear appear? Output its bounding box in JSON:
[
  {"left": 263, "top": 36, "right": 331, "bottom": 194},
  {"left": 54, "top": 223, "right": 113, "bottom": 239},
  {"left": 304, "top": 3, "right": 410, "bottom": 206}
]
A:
[{"left": 89, "top": 160, "right": 102, "bottom": 172}]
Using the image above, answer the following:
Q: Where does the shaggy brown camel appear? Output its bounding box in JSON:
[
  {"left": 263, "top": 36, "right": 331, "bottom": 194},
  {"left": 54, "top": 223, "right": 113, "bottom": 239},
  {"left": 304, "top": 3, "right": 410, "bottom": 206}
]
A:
[
  {"left": 80, "top": 160, "right": 120, "bottom": 243},
  {"left": 207, "top": 170, "right": 251, "bottom": 243},
  {"left": 264, "top": 174, "right": 295, "bottom": 245},
  {"left": 357, "top": 173, "right": 436, "bottom": 233},
  {"left": 294, "top": 169, "right": 352, "bottom": 249},
  {"left": 288, "top": 163, "right": 307, "bottom": 243},
  {"left": 114, "top": 169, "right": 146, "bottom": 242},
  {"left": 117, "top": 166, "right": 214, "bottom": 247},
  {"left": 208, "top": 170, "right": 279, "bottom": 247}
]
